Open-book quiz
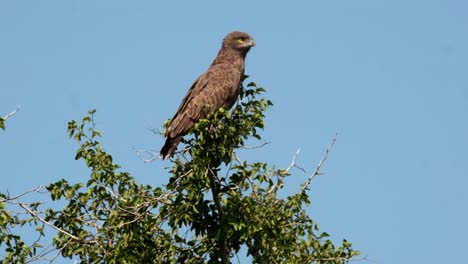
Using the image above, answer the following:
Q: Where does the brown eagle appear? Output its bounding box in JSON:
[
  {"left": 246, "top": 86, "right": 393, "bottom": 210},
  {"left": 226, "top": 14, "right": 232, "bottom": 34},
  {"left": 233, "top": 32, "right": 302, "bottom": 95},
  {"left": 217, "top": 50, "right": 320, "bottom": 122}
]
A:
[{"left": 160, "top": 31, "right": 255, "bottom": 159}]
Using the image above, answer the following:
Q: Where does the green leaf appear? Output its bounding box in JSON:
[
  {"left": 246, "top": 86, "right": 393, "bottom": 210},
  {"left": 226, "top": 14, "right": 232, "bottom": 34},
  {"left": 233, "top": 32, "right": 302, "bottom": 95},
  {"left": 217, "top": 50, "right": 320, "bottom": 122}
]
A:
[{"left": 0, "top": 117, "right": 5, "bottom": 130}]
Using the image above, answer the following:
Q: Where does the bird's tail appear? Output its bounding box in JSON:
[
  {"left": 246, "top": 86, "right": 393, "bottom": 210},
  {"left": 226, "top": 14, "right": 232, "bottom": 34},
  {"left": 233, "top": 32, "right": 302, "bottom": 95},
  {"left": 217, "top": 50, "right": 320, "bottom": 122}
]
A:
[{"left": 160, "top": 135, "right": 182, "bottom": 159}]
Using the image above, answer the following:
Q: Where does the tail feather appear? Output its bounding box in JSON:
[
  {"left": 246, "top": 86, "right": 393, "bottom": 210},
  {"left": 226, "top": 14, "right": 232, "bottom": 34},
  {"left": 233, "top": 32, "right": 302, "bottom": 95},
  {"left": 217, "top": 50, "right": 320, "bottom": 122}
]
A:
[{"left": 160, "top": 136, "right": 182, "bottom": 159}]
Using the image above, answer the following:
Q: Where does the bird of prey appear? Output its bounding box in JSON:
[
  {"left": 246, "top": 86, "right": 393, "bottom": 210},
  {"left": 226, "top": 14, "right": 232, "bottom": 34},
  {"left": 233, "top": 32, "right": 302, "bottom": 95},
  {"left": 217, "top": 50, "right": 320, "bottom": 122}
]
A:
[{"left": 160, "top": 31, "right": 255, "bottom": 159}]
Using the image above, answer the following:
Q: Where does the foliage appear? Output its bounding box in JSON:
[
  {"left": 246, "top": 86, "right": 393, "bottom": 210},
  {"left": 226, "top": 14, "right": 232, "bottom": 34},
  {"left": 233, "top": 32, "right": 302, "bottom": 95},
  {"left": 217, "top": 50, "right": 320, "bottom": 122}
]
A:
[
  {"left": 0, "top": 192, "right": 44, "bottom": 263},
  {"left": 0, "top": 79, "right": 359, "bottom": 263},
  {"left": 0, "top": 116, "right": 4, "bottom": 130}
]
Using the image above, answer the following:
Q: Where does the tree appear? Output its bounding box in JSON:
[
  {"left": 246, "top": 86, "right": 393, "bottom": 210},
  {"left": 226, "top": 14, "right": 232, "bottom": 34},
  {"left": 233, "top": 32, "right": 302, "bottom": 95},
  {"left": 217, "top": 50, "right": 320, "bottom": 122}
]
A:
[{"left": 0, "top": 79, "right": 360, "bottom": 263}]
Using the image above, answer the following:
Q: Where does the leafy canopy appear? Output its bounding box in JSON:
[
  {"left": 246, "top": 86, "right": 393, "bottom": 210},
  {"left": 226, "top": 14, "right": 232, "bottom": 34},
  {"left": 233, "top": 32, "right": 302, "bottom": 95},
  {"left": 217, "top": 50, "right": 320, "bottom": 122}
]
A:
[{"left": 0, "top": 79, "right": 359, "bottom": 263}]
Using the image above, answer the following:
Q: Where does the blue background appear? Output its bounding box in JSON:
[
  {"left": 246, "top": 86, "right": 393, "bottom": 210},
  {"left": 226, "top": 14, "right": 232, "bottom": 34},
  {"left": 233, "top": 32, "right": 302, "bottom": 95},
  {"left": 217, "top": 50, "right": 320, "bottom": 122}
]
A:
[{"left": 1, "top": 1, "right": 467, "bottom": 263}]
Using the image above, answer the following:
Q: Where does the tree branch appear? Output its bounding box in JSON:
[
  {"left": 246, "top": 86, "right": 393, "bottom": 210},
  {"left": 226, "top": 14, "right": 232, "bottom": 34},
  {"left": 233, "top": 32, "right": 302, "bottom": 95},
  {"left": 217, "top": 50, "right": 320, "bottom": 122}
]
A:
[
  {"left": 19, "top": 203, "right": 96, "bottom": 244},
  {"left": 300, "top": 134, "right": 337, "bottom": 194},
  {"left": 285, "top": 148, "right": 305, "bottom": 173},
  {"left": 0, "top": 185, "right": 42, "bottom": 202},
  {"left": 206, "top": 167, "right": 230, "bottom": 264},
  {"left": 268, "top": 148, "right": 305, "bottom": 195},
  {"left": 237, "top": 141, "right": 270, "bottom": 150},
  {"left": 2, "top": 105, "right": 21, "bottom": 121},
  {"left": 132, "top": 146, "right": 161, "bottom": 163}
]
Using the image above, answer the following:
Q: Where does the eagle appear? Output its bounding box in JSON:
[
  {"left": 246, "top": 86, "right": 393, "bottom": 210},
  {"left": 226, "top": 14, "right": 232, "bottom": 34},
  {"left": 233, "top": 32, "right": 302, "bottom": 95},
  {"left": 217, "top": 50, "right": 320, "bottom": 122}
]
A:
[{"left": 160, "top": 31, "right": 255, "bottom": 159}]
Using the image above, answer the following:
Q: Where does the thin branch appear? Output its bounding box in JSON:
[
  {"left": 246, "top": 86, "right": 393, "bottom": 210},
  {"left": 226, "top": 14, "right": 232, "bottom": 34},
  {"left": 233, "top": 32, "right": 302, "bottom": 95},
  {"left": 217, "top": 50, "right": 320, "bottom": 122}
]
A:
[
  {"left": 0, "top": 185, "right": 43, "bottom": 202},
  {"left": 238, "top": 141, "right": 271, "bottom": 150},
  {"left": 285, "top": 148, "right": 306, "bottom": 173},
  {"left": 233, "top": 151, "right": 242, "bottom": 165},
  {"left": 147, "top": 126, "right": 164, "bottom": 137},
  {"left": 164, "top": 168, "right": 193, "bottom": 189},
  {"left": 132, "top": 146, "right": 161, "bottom": 163},
  {"left": 103, "top": 185, "right": 127, "bottom": 202},
  {"left": 2, "top": 105, "right": 21, "bottom": 121},
  {"left": 19, "top": 203, "right": 95, "bottom": 244},
  {"left": 300, "top": 134, "right": 337, "bottom": 194},
  {"left": 268, "top": 149, "right": 305, "bottom": 195},
  {"left": 310, "top": 255, "right": 370, "bottom": 263},
  {"left": 25, "top": 243, "right": 64, "bottom": 264}
]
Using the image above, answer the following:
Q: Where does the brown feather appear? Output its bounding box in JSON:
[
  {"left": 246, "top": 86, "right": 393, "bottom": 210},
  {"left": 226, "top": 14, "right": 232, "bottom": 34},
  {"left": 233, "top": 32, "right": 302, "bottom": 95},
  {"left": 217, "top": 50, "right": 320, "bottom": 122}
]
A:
[{"left": 161, "top": 31, "right": 255, "bottom": 159}]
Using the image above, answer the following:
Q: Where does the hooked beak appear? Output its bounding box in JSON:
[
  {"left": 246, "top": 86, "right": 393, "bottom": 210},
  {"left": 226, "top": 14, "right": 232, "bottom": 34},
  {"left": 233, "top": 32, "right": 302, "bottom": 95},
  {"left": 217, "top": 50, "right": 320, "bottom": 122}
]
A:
[{"left": 248, "top": 38, "right": 255, "bottom": 47}]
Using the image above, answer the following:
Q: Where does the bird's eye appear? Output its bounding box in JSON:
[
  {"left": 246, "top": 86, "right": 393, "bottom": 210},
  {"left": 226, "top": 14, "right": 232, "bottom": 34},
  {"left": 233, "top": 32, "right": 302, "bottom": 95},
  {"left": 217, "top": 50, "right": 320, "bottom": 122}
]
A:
[{"left": 237, "top": 38, "right": 245, "bottom": 43}]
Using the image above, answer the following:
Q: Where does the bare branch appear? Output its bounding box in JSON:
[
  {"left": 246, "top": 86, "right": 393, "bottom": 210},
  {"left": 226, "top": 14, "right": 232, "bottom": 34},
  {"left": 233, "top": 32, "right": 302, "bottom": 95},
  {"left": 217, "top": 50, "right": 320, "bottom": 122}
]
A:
[
  {"left": 232, "top": 151, "right": 242, "bottom": 164},
  {"left": 268, "top": 149, "right": 305, "bottom": 195},
  {"left": 147, "top": 126, "right": 164, "bottom": 137},
  {"left": 0, "top": 185, "right": 43, "bottom": 202},
  {"left": 132, "top": 146, "right": 161, "bottom": 163},
  {"left": 285, "top": 148, "right": 306, "bottom": 173},
  {"left": 25, "top": 243, "right": 64, "bottom": 264},
  {"left": 2, "top": 105, "right": 21, "bottom": 121},
  {"left": 300, "top": 134, "right": 337, "bottom": 194}
]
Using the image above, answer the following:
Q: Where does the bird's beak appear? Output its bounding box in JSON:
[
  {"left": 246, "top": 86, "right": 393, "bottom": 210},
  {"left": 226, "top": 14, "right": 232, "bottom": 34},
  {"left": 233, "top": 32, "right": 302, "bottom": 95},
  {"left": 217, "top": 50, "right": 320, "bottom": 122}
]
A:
[{"left": 249, "top": 39, "right": 255, "bottom": 47}]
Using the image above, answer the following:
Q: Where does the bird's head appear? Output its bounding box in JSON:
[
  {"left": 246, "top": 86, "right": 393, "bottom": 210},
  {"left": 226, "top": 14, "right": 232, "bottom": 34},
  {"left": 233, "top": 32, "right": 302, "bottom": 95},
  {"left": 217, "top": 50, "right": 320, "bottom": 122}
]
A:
[{"left": 223, "top": 31, "right": 255, "bottom": 52}]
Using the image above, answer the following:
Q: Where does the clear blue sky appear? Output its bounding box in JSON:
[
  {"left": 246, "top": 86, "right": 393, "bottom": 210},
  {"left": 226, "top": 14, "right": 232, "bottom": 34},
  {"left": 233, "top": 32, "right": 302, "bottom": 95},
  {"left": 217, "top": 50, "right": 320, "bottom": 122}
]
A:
[{"left": 1, "top": 1, "right": 467, "bottom": 263}]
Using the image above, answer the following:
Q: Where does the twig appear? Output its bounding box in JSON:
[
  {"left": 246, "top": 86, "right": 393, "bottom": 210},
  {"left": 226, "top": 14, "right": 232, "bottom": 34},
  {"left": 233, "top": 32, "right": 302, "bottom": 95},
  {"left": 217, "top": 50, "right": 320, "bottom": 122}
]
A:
[
  {"left": 300, "top": 134, "right": 337, "bottom": 194},
  {"left": 147, "top": 126, "right": 164, "bottom": 137},
  {"left": 268, "top": 149, "right": 305, "bottom": 195},
  {"left": 103, "top": 185, "right": 127, "bottom": 202},
  {"left": 233, "top": 151, "right": 242, "bottom": 165},
  {"left": 285, "top": 148, "right": 306, "bottom": 173},
  {"left": 310, "top": 255, "right": 371, "bottom": 263},
  {"left": 2, "top": 105, "right": 21, "bottom": 121},
  {"left": 25, "top": 243, "right": 64, "bottom": 263},
  {"left": 19, "top": 203, "right": 95, "bottom": 244},
  {"left": 238, "top": 141, "right": 271, "bottom": 150},
  {"left": 132, "top": 146, "right": 161, "bottom": 163},
  {"left": 0, "top": 185, "right": 43, "bottom": 202}
]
